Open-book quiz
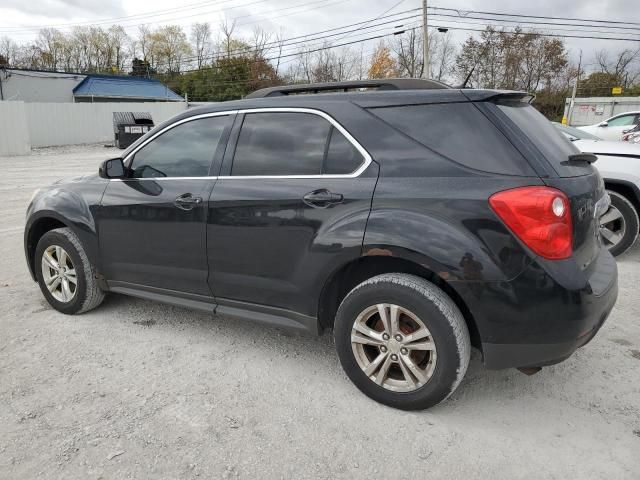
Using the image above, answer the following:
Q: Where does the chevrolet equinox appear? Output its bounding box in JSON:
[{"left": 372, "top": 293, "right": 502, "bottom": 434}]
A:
[{"left": 25, "top": 79, "right": 618, "bottom": 410}]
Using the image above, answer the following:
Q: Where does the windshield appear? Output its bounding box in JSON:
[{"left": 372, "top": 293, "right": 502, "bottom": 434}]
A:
[{"left": 552, "top": 122, "right": 602, "bottom": 141}]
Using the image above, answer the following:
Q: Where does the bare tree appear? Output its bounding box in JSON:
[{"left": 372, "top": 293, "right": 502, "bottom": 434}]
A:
[
  {"left": 0, "top": 37, "right": 19, "bottom": 66},
  {"left": 595, "top": 48, "right": 640, "bottom": 86},
  {"left": 137, "top": 25, "right": 151, "bottom": 62},
  {"left": 190, "top": 23, "right": 211, "bottom": 69},
  {"left": 250, "top": 26, "right": 271, "bottom": 59},
  {"left": 430, "top": 32, "right": 456, "bottom": 82},
  {"left": 220, "top": 20, "right": 237, "bottom": 58},
  {"left": 272, "top": 29, "right": 286, "bottom": 76},
  {"left": 392, "top": 29, "right": 423, "bottom": 78}
]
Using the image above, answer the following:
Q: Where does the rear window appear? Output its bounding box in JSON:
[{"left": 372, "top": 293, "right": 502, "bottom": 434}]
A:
[
  {"left": 497, "top": 102, "right": 587, "bottom": 177},
  {"left": 369, "top": 102, "right": 534, "bottom": 176}
]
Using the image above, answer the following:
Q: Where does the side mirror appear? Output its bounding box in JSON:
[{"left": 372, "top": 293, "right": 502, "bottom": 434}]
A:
[
  {"left": 599, "top": 121, "right": 608, "bottom": 127},
  {"left": 99, "top": 157, "right": 126, "bottom": 179}
]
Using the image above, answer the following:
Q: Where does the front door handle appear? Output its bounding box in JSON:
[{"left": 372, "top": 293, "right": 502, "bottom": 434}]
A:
[
  {"left": 174, "top": 193, "right": 203, "bottom": 210},
  {"left": 303, "top": 189, "right": 344, "bottom": 208}
]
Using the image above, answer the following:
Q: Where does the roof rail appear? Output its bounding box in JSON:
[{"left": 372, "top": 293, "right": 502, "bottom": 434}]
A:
[{"left": 245, "top": 78, "right": 451, "bottom": 98}]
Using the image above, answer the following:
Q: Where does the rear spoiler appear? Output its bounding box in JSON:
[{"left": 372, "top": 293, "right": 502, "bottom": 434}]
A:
[{"left": 461, "top": 90, "right": 534, "bottom": 104}]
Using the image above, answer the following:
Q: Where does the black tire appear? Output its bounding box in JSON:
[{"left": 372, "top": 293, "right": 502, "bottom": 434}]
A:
[
  {"left": 334, "top": 273, "right": 470, "bottom": 411},
  {"left": 603, "top": 191, "right": 639, "bottom": 257},
  {"left": 35, "top": 227, "right": 105, "bottom": 315}
]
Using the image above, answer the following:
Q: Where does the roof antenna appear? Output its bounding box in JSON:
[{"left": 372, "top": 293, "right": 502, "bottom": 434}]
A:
[{"left": 459, "top": 65, "right": 476, "bottom": 89}]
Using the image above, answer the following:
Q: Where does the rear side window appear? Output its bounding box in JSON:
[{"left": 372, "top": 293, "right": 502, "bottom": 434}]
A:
[
  {"left": 497, "top": 102, "right": 585, "bottom": 177},
  {"left": 369, "top": 103, "right": 533, "bottom": 176},
  {"left": 232, "top": 112, "right": 330, "bottom": 176}
]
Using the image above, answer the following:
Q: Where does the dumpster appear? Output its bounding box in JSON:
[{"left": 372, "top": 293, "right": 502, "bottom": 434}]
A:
[{"left": 113, "top": 112, "right": 154, "bottom": 149}]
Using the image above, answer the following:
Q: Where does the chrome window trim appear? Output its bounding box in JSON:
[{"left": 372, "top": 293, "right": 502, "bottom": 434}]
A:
[
  {"left": 113, "top": 107, "right": 372, "bottom": 181},
  {"left": 220, "top": 107, "right": 372, "bottom": 179},
  {"left": 122, "top": 110, "right": 237, "bottom": 169}
]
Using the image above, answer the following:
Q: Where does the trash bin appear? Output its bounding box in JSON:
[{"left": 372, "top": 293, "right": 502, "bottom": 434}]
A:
[{"left": 113, "top": 112, "right": 154, "bottom": 149}]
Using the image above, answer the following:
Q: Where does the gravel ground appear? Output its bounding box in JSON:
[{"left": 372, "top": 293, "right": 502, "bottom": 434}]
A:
[{"left": 1, "top": 144, "right": 639, "bottom": 479}]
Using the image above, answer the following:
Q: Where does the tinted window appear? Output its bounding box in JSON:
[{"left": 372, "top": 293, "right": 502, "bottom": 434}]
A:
[
  {"left": 370, "top": 103, "right": 533, "bottom": 176},
  {"left": 497, "top": 102, "right": 587, "bottom": 177},
  {"left": 131, "top": 116, "right": 228, "bottom": 178},
  {"left": 324, "top": 127, "right": 364, "bottom": 174},
  {"left": 232, "top": 112, "right": 330, "bottom": 176},
  {"left": 554, "top": 123, "right": 601, "bottom": 141},
  {"left": 608, "top": 114, "right": 637, "bottom": 127}
]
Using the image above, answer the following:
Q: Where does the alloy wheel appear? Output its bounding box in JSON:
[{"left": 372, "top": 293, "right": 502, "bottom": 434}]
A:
[
  {"left": 600, "top": 205, "right": 626, "bottom": 250},
  {"left": 351, "top": 304, "right": 437, "bottom": 393},
  {"left": 41, "top": 245, "right": 77, "bottom": 303}
]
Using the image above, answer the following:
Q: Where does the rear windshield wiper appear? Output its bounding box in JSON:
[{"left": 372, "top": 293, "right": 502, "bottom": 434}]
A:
[{"left": 561, "top": 153, "right": 598, "bottom": 166}]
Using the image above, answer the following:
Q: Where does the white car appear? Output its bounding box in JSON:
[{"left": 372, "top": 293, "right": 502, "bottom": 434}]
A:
[
  {"left": 577, "top": 111, "right": 640, "bottom": 141},
  {"left": 555, "top": 123, "right": 640, "bottom": 256}
]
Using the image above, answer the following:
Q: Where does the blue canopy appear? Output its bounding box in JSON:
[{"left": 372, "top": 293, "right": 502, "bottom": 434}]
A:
[{"left": 73, "top": 75, "right": 184, "bottom": 101}]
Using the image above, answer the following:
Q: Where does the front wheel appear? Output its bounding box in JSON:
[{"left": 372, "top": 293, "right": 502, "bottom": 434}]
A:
[
  {"left": 35, "top": 227, "right": 105, "bottom": 314},
  {"left": 601, "top": 191, "right": 639, "bottom": 257},
  {"left": 334, "top": 273, "right": 470, "bottom": 411}
]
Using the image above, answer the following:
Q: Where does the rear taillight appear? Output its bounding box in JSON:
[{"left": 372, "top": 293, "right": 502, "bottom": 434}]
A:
[{"left": 489, "top": 186, "right": 573, "bottom": 260}]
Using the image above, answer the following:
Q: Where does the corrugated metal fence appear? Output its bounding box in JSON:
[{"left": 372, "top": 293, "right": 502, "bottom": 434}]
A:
[
  {"left": 564, "top": 96, "right": 640, "bottom": 126},
  {"left": 0, "top": 101, "right": 31, "bottom": 155},
  {"left": 0, "top": 101, "right": 188, "bottom": 156}
]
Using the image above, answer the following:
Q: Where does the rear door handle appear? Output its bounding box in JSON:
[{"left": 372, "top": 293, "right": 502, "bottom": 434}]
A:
[
  {"left": 303, "top": 189, "right": 344, "bottom": 208},
  {"left": 174, "top": 193, "right": 203, "bottom": 210}
]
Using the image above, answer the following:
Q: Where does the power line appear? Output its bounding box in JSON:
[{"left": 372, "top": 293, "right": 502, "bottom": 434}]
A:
[
  {"left": 430, "top": 23, "right": 640, "bottom": 43},
  {"left": 428, "top": 12, "right": 640, "bottom": 34},
  {"left": 0, "top": 0, "right": 236, "bottom": 32},
  {"left": 428, "top": 15, "right": 640, "bottom": 39},
  {"left": 123, "top": 12, "right": 421, "bottom": 70},
  {"left": 429, "top": 6, "right": 640, "bottom": 28},
  {"left": 0, "top": 0, "right": 336, "bottom": 35}
]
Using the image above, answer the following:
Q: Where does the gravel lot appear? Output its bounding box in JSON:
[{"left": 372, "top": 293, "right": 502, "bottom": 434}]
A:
[{"left": 1, "top": 144, "right": 639, "bottom": 479}]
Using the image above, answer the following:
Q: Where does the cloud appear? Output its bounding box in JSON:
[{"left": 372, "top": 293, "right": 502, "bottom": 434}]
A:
[{"left": 1, "top": 0, "right": 125, "bottom": 18}]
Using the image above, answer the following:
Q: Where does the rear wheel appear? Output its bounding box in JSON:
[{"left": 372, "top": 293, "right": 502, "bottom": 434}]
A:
[
  {"left": 334, "top": 273, "right": 470, "bottom": 410},
  {"left": 601, "top": 190, "right": 639, "bottom": 257},
  {"left": 35, "top": 227, "right": 105, "bottom": 314}
]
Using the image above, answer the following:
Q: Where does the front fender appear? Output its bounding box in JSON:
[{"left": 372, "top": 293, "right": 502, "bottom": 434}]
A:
[{"left": 25, "top": 181, "right": 107, "bottom": 280}]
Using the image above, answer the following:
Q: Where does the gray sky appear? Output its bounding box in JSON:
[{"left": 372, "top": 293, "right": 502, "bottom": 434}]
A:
[{"left": 1, "top": 0, "right": 638, "bottom": 70}]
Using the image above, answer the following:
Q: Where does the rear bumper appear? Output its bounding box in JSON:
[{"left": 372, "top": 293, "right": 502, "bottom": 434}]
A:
[
  {"left": 455, "top": 247, "right": 618, "bottom": 370},
  {"left": 482, "top": 280, "right": 617, "bottom": 369}
]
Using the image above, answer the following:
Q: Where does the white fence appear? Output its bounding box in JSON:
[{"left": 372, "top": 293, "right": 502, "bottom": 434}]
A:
[
  {"left": 0, "top": 101, "right": 188, "bottom": 156},
  {"left": 564, "top": 96, "right": 640, "bottom": 126},
  {"left": 0, "top": 101, "right": 31, "bottom": 156}
]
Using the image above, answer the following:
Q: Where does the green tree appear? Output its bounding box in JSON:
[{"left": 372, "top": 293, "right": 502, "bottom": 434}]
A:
[{"left": 578, "top": 72, "right": 624, "bottom": 97}]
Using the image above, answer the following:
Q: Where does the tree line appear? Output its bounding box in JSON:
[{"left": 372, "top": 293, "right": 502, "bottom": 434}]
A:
[{"left": 0, "top": 22, "right": 638, "bottom": 120}]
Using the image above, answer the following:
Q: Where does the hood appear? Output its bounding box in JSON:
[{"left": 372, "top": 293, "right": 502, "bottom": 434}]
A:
[
  {"left": 53, "top": 173, "right": 102, "bottom": 185},
  {"left": 573, "top": 139, "right": 640, "bottom": 157}
]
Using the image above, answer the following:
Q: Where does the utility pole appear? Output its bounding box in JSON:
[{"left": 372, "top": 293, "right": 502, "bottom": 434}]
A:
[
  {"left": 422, "top": 0, "right": 429, "bottom": 79},
  {"left": 567, "top": 50, "right": 582, "bottom": 126}
]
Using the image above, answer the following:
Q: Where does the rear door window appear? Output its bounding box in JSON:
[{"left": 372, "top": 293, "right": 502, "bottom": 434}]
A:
[
  {"left": 324, "top": 127, "right": 365, "bottom": 175},
  {"left": 369, "top": 103, "right": 534, "bottom": 176},
  {"left": 232, "top": 112, "right": 330, "bottom": 176}
]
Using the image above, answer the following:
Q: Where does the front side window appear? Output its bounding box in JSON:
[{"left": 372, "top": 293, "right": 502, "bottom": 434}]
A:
[
  {"left": 131, "top": 116, "right": 229, "bottom": 178},
  {"left": 232, "top": 112, "right": 331, "bottom": 176},
  {"left": 607, "top": 114, "right": 636, "bottom": 127}
]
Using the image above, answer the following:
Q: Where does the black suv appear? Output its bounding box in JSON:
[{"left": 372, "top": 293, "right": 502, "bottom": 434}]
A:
[{"left": 25, "top": 79, "right": 618, "bottom": 410}]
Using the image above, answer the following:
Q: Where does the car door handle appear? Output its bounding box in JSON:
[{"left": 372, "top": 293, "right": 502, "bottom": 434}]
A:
[
  {"left": 174, "top": 193, "right": 203, "bottom": 210},
  {"left": 303, "top": 189, "right": 344, "bottom": 208}
]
